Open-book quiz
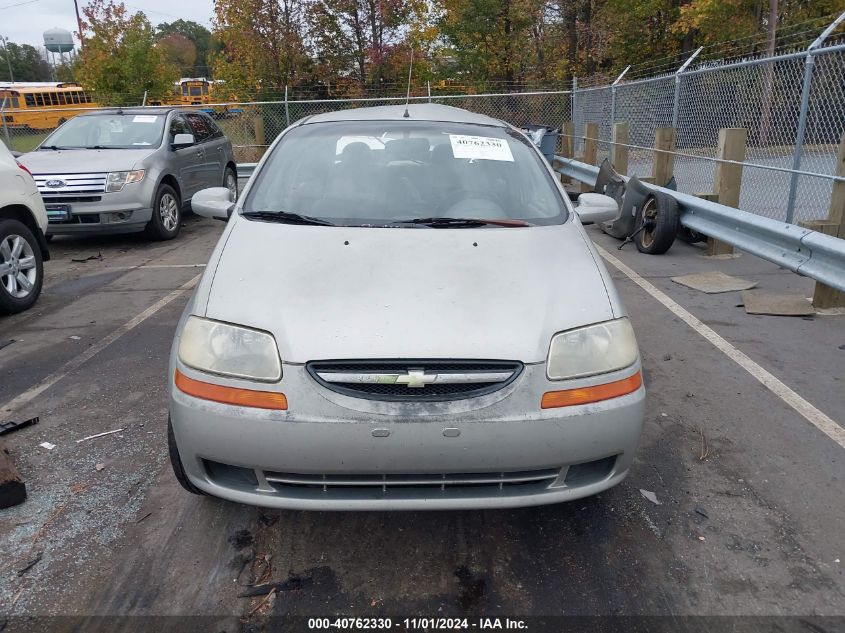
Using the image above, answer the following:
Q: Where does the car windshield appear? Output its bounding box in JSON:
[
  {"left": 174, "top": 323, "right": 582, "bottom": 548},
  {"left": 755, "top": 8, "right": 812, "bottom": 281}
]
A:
[
  {"left": 40, "top": 113, "right": 166, "bottom": 149},
  {"left": 242, "top": 120, "right": 568, "bottom": 227}
]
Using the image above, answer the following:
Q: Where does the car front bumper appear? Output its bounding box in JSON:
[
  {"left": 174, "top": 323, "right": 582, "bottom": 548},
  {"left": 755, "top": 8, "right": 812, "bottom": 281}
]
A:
[{"left": 169, "top": 360, "right": 646, "bottom": 511}]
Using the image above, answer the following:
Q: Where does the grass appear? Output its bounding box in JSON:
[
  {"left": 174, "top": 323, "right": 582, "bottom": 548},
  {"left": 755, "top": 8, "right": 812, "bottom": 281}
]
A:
[{"left": 5, "top": 130, "right": 49, "bottom": 154}]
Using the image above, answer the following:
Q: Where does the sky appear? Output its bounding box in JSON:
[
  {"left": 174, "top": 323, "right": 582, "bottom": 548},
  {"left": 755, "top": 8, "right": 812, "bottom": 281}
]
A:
[{"left": 0, "top": 0, "right": 214, "bottom": 49}]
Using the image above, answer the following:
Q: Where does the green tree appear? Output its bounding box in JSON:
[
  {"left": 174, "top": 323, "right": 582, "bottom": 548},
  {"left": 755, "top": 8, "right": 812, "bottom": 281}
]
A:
[
  {"left": 76, "top": 0, "right": 178, "bottom": 105},
  {"left": 157, "top": 32, "right": 198, "bottom": 77},
  {"left": 0, "top": 41, "right": 52, "bottom": 82}
]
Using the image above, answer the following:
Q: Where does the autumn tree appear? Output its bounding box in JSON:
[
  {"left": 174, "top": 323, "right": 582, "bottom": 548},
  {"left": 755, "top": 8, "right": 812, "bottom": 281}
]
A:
[
  {"left": 212, "top": 0, "right": 312, "bottom": 97},
  {"left": 156, "top": 20, "right": 217, "bottom": 76},
  {"left": 76, "top": 0, "right": 178, "bottom": 104},
  {"left": 157, "top": 33, "right": 198, "bottom": 77},
  {"left": 308, "top": 0, "right": 430, "bottom": 88}
]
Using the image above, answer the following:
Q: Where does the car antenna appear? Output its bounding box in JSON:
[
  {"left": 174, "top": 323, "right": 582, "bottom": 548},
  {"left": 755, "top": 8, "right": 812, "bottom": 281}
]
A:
[{"left": 403, "top": 46, "right": 414, "bottom": 118}]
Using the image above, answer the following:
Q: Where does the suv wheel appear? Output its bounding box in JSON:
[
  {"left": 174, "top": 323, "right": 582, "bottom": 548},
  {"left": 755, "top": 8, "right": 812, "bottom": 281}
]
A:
[
  {"left": 224, "top": 166, "right": 238, "bottom": 200},
  {"left": 0, "top": 219, "right": 44, "bottom": 315},
  {"left": 146, "top": 184, "right": 181, "bottom": 241}
]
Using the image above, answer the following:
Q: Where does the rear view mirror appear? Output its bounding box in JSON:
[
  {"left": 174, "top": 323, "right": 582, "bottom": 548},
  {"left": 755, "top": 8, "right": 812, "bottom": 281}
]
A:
[
  {"left": 192, "top": 187, "right": 234, "bottom": 221},
  {"left": 172, "top": 133, "right": 195, "bottom": 148},
  {"left": 575, "top": 193, "right": 619, "bottom": 225}
]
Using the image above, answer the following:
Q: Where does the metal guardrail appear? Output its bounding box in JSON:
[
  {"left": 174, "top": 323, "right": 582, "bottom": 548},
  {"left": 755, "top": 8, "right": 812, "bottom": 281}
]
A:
[
  {"left": 554, "top": 156, "right": 845, "bottom": 294},
  {"left": 237, "top": 163, "right": 257, "bottom": 179}
]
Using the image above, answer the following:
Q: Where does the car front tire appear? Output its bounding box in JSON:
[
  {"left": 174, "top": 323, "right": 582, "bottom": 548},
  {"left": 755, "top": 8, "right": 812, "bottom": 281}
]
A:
[
  {"left": 145, "top": 184, "right": 181, "bottom": 241},
  {"left": 0, "top": 219, "right": 44, "bottom": 315},
  {"left": 168, "top": 417, "right": 205, "bottom": 495}
]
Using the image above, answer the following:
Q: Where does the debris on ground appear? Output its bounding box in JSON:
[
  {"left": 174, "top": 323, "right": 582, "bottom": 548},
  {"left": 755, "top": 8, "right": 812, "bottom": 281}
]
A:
[
  {"left": 741, "top": 290, "right": 816, "bottom": 316},
  {"left": 76, "top": 428, "right": 123, "bottom": 443},
  {"left": 239, "top": 574, "right": 313, "bottom": 597},
  {"left": 136, "top": 512, "right": 152, "bottom": 523},
  {"left": 16, "top": 552, "right": 42, "bottom": 576},
  {"left": 1, "top": 443, "right": 27, "bottom": 508},
  {"left": 0, "top": 339, "right": 15, "bottom": 351},
  {"left": 671, "top": 271, "right": 757, "bottom": 294},
  {"left": 0, "top": 416, "right": 39, "bottom": 436},
  {"left": 95, "top": 463, "right": 106, "bottom": 471},
  {"left": 697, "top": 536, "right": 706, "bottom": 542},
  {"left": 695, "top": 507, "right": 709, "bottom": 519},
  {"left": 247, "top": 587, "right": 277, "bottom": 616},
  {"left": 71, "top": 252, "right": 103, "bottom": 263},
  {"left": 662, "top": 354, "right": 672, "bottom": 361},
  {"left": 69, "top": 336, "right": 81, "bottom": 340},
  {"left": 639, "top": 489, "right": 662, "bottom": 505},
  {"left": 38, "top": 442, "right": 56, "bottom": 451}
]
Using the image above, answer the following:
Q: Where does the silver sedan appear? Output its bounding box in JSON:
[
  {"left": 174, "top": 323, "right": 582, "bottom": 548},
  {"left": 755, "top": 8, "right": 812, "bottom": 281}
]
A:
[{"left": 168, "top": 104, "right": 645, "bottom": 510}]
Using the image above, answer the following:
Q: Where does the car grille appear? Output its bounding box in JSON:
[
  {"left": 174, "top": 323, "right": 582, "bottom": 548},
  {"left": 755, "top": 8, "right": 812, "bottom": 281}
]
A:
[
  {"left": 262, "top": 468, "right": 560, "bottom": 494},
  {"left": 306, "top": 360, "right": 523, "bottom": 401},
  {"left": 34, "top": 172, "right": 108, "bottom": 200}
]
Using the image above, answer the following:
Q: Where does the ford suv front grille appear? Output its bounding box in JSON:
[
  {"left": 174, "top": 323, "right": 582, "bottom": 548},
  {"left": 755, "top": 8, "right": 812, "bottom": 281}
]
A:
[
  {"left": 306, "top": 360, "right": 523, "bottom": 401},
  {"left": 34, "top": 172, "right": 108, "bottom": 200}
]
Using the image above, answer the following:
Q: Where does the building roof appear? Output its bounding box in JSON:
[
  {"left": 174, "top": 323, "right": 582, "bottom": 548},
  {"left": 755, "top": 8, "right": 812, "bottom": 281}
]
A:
[{"left": 303, "top": 103, "right": 506, "bottom": 127}]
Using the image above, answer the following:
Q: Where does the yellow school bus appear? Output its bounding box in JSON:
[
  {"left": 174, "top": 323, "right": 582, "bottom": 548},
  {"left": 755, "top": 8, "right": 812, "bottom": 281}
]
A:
[{"left": 0, "top": 82, "right": 100, "bottom": 130}]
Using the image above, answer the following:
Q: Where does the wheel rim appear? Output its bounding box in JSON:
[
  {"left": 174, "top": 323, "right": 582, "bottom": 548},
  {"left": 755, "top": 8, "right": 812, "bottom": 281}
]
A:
[
  {"left": 225, "top": 172, "right": 237, "bottom": 199},
  {"left": 0, "top": 234, "right": 37, "bottom": 299},
  {"left": 640, "top": 198, "right": 658, "bottom": 248},
  {"left": 160, "top": 193, "right": 179, "bottom": 231}
]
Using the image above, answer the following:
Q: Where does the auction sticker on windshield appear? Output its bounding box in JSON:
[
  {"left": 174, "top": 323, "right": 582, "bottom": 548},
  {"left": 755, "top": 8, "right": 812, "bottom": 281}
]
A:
[
  {"left": 449, "top": 134, "right": 514, "bottom": 161},
  {"left": 133, "top": 115, "right": 159, "bottom": 123}
]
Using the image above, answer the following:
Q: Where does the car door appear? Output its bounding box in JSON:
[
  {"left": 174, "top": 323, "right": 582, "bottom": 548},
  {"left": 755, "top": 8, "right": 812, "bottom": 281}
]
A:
[
  {"left": 168, "top": 114, "right": 203, "bottom": 200},
  {"left": 185, "top": 112, "right": 223, "bottom": 190}
]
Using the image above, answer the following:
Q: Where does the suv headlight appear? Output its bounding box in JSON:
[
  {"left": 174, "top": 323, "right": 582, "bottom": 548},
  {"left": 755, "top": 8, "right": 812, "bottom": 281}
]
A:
[
  {"left": 106, "top": 170, "right": 145, "bottom": 192},
  {"left": 178, "top": 316, "right": 282, "bottom": 382},
  {"left": 546, "top": 317, "right": 638, "bottom": 380}
]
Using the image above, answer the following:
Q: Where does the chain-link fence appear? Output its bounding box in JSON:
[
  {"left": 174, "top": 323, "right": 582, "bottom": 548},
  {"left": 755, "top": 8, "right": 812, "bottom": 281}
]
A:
[{"left": 2, "top": 18, "right": 843, "bottom": 225}]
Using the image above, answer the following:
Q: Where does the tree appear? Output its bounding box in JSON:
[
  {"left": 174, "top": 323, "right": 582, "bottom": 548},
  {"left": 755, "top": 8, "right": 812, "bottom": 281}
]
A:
[
  {"left": 157, "top": 33, "right": 198, "bottom": 76},
  {"left": 155, "top": 20, "right": 216, "bottom": 76},
  {"left": 0, "top": 41, "right": 52, "bottom": 82},
  {"left": 212, "top": 0, "right": 313, "bottom": 97},
  {"left": 308, "top": 0, "right": 429, "bottom": 88},
  {"left": 76, "top": 0, "right": 178, "bottom": 105}
]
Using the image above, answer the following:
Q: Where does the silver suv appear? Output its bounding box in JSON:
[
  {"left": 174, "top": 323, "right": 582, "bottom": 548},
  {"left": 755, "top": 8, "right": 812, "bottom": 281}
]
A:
[{"left": 19, "top": 107, "right": 237, "bottom": 240}]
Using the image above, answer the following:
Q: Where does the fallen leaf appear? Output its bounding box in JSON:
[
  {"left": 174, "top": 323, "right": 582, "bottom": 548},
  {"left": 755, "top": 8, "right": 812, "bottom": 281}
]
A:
[{"left": 640, "top": 489, "right": 661, "bottom": 505}]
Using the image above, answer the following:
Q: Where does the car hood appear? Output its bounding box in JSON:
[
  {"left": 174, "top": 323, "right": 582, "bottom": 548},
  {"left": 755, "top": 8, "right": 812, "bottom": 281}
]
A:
[
  {"left": 203, "top": 220, "right": 615, "bottom": 363},
  {"left": 18, "top": 148, "right": 155, "bottom": 174}
]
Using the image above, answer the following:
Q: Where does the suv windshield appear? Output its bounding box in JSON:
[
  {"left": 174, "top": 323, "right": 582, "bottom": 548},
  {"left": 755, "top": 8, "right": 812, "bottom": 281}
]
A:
[
  {"left": 40, "top": 113, "right": 167, "bottom": 149},
  {"left": 242, "top": 120, "right": 568, "bottom": 227}
]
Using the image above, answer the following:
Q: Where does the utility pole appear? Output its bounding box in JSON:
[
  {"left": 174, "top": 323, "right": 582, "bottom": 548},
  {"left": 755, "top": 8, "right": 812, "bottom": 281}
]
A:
[
  {"left": 73, "top": 0, "right": 85, "bottom": 49},
  {"left": 0, "top": 36, "right": 14, "bottom": 82}
]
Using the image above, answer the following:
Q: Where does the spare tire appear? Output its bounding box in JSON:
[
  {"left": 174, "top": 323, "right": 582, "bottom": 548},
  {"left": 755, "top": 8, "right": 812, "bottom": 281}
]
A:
[{"left": 634, "top": 192, "right": 679, "bottom": 255}]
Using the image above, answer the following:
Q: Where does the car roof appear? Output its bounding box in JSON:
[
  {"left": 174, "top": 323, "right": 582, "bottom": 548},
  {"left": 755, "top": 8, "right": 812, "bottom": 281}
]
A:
[
  {"left": 77, "top": 107, "right": 186, "bottom": 117},
  {"left": 303, "top": 103, "right": 507, "bottom": 128}
]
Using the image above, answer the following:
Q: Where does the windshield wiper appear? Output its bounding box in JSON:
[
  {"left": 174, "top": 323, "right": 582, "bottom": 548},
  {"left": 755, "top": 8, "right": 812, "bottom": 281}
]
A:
[
  {"left": 241, "top": 210, "right": 335, "bottom": 226},
  {"left": 38, "top": 145, "right": 81, "bottom": 150},
  {"left": 393, "top": 217, "right": 529, "bottom": 228}
]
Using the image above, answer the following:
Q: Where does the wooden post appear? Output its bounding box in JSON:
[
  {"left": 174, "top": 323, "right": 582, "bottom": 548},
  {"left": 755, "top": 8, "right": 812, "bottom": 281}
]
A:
[
  {"left": 0, "top": 442, "right": 26, "bottom": 508},
  {"left": 559, "top": 121, "right": 574, "bottom": 184},
  {"left": 708, "top": 128, "right": 747, "bottom": 256},
  {"left": 560, "top": 121, "right": 574, "bottom": 159},
  {"left": 652, "top": 127, "right": 676, "bottom": 187},
  {"left": 806, "top": 132, "right": 845, "bottom": 308},
  {"left": 581, "top": 122, "right": 599, "bottom": 192},
  {"left": 253, "top": 115, "right": 266, "bottom": 160},
  {"left": 610, "top": 122, "right": 629, "bottom": 176}
]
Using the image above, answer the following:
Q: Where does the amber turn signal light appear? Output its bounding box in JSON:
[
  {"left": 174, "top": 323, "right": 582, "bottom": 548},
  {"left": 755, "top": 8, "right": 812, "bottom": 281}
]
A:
[
  {"left": 541, "top": 371, "right": 642, "bottom": 409},
  {"left": 174, "top": 369, "right": 288, "bottom": 410}
]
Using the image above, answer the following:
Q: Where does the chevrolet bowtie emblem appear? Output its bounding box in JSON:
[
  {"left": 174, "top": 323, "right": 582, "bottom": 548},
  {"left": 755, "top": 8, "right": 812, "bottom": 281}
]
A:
[{"left": 395, "top": 370, "right": 437, "bottom": 388}]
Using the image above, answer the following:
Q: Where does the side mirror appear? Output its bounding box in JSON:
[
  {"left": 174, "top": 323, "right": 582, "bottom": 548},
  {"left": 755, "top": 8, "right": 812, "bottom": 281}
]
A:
[
  {"left": 171, "top": 133, "right": 195, "bottom": 148},
  {"left": 192, "top": 187, "right": 234, "bottom": 221},
  {"left": 574, "top": 193, "right": 619, "bottom": 225}
]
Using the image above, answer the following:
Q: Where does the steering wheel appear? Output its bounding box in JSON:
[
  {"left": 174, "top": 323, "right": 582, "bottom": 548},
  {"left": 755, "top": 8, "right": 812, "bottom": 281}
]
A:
[{"left": 438, "top": 191, "right": 507, "bottom": 218}]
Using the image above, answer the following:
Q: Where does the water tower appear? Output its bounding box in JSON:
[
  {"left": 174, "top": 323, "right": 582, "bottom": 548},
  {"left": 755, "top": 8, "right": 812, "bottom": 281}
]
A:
[{"left": 44, "top": 28, "right": 74, "bottom": 76}]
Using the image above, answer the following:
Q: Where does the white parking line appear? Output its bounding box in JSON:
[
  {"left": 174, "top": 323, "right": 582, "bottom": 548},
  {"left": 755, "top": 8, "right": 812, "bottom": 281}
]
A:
[
  {"left": 0, "top": 274, "right": 201, "bottom": 415},
  {"left": 596, "top": 245, "right": 845, "bottom": 450}
]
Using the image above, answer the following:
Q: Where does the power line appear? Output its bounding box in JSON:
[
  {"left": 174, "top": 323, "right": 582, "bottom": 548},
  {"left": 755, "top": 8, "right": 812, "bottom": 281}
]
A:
[{"left": 0, "top": 0, "right": 43, "bottom": 10}]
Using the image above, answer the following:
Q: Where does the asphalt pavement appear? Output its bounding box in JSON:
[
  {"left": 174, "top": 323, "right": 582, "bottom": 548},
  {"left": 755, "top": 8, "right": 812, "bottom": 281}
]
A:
[{"left": 0, "top": 215, "right": 843, "bottom": 631}]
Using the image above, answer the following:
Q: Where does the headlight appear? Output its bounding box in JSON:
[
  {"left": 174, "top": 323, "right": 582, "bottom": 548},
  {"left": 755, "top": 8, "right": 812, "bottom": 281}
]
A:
[
  {"left": 178, "top": 316, "right": 282, "bottom": 382},
  {"left": 106, "top": 170, "right": 145, "bottom": 192},
  {"left": 546, "top": 317, "right": 638, "bottom": 380}
]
